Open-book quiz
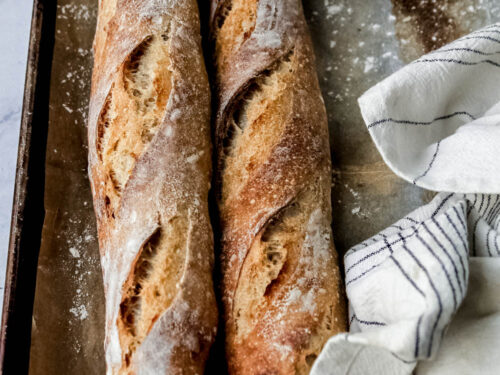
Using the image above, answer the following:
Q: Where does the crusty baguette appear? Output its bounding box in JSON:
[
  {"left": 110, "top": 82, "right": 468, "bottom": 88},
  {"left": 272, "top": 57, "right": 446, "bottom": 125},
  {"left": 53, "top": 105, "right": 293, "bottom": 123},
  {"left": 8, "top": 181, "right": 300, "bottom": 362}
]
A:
[
  {"left": 88, "top": 0, "right": 217, "bottom": 373},
  {"left": 210, "top": 0, "right": 347, "bottom": 373}
]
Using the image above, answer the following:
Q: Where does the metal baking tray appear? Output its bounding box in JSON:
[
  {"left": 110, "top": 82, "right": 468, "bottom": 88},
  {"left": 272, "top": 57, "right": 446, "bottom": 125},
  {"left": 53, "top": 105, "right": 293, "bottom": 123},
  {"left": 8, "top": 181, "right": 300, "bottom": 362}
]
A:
[{"left": 3, "top": 0, "right": 500, "bottom": 373}]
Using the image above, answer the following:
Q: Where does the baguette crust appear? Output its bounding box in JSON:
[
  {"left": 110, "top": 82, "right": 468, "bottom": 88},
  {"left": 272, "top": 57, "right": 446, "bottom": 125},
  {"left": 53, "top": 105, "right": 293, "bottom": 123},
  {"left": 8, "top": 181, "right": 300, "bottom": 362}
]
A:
[
  {"left": 210, "top": 0, "right": 347, "bottom": 373},
  {"left": 88, "top": 1, "right": 217, "bottom": 373}
]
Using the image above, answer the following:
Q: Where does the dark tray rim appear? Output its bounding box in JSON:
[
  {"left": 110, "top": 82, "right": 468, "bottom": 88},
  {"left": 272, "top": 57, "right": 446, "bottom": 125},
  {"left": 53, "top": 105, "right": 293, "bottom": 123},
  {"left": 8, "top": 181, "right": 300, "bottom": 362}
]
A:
[{"left": 0, "top": 0, "right": 56, "bottom": 373}]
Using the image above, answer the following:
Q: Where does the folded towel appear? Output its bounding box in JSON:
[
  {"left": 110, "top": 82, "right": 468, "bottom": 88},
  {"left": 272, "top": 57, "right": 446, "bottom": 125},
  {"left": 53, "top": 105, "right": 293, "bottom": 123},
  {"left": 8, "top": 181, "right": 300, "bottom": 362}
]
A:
[{"left": 312, "top": 23, "right": 500, "bottom": 375}]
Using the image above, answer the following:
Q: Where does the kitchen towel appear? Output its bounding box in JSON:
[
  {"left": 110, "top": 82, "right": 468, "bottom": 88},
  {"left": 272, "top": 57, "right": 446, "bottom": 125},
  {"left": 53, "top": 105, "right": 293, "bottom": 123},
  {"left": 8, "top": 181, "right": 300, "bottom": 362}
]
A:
[{"left": 312, "top": 23, "right": 500, "bottom": 375}]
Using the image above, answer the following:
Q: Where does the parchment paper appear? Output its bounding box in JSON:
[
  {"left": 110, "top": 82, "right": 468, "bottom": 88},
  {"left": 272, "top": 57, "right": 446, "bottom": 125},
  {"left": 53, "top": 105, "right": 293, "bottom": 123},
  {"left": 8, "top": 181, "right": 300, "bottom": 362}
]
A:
[
  {"left": 28, "top": 1, "right": 103, "bottom": 374},
  {"left": 28, "top": 0, "right": 500, "bottom": 374}
]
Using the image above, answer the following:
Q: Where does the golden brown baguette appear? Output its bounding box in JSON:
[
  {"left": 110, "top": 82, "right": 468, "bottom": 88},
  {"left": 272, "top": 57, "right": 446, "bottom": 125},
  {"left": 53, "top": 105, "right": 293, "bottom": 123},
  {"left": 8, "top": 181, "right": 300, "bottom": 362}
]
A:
[
  {"left": 88, "top": 0, "right": 217, "bottom": 373},
  {"left": 210, "top": 0, "right": 347, "bottom": 373}
]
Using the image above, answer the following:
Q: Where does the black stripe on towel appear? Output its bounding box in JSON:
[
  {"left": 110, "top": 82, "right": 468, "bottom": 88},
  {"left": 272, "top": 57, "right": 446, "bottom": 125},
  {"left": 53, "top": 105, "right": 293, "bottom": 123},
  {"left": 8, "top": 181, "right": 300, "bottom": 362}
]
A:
[
  {"left": 452, "top": 206, "right": 467, "bottom": 231},
  {"left": 425, "top": 220, "right": 465, "bottom": 297},
  {"left": 413, "top": 142, "right": 441, "bottom": 184},
  {"left": 414, "top": 58, "right": 500, "bottom": 68},
  {"left": 367, "top": 111, "right": 475, "bottom": 129},
  {"left": 345, "top": 264, "right": 378, "bottom": 286},
  {"left": 431, "top": 193, "right": 454, "bottom": 218},
  {"left": 460, "top": 35, "right": 500, "bottom": 44},
  {"left": 468, "top": 28, "right": 500, "bottom": 37},
  {"left": 417, "top": 231, "right": 458, "bottom": 310},
  {"left": 390, "top": 255, "right": 425, "bottom": 297},
  {"left": 402, "top": 242, "right": 443, "bottom": 357},
  {"left": 415, "top": 315, "right": 423, "bottom": 358},
  {"left": 404, "top": 217, "right": 420, "bottom": 224},
  {"left": 444, "top": 212, "right": 468, "bottom": 252},
  {"left": 434, "top": 216, "right": 467, "bottom": 284},
  {"left": 345, "top": 228, "right": 419, "bottom": 275},
  {"left": 428, "top": 47, "right": 500, "bottom": 56},
  {"left": 486, "top": 228, "right": 494, "bottom": 256},
  {"left": 391, "top": 352, "right": 418, "bottom": 364},
  {"left": 352, "top": 314, "right": 387, "bottom": 326},
  {"left": 485, "top": 195, "right": 500, "bottom": 224},
  {"left": 488, "top": 196, "right": 500, "bottom": 226}
]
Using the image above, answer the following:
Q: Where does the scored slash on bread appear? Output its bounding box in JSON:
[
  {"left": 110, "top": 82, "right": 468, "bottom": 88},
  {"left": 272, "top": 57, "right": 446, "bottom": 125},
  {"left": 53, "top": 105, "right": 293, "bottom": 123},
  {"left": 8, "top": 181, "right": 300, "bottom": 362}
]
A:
[
  {"left": 88, "top": 0, "right": 217, "bottom": 373},
  {"left": 210, "top": 0, "right": 347, "bottom": 374},
  {"left": 88, "top": 0, "right": 346, "bottom": 372}
]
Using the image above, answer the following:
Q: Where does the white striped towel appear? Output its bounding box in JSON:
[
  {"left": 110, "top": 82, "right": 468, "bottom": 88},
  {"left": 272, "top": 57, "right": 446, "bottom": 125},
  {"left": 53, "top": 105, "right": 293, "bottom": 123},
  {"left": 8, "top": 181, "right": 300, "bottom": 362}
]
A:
[{"left": 312, "top": 23, "right": 500, "bottom": 375}]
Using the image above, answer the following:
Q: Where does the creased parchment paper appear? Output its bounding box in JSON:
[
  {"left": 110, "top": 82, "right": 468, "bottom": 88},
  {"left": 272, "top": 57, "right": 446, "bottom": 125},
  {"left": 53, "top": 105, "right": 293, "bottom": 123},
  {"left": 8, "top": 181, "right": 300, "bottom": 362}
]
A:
[{"left": 28, "top": 0, "right": 500, "bottom": 374}]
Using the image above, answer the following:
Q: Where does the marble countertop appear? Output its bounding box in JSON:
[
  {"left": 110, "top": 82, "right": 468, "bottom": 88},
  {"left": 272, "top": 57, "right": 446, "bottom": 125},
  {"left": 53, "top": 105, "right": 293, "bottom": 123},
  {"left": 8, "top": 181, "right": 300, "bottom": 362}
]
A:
[{"left": 0, "top": 0, "right": 34, "bottom": 319}]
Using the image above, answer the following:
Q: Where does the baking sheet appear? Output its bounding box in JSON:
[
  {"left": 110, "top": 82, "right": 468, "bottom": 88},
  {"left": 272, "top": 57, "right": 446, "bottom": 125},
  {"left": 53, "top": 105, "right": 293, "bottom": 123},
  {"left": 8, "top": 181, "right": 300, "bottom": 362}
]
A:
[
  {"left": 305, "top": 0, "right": 500, "bottom": 252},
  {"left": 27, "top": 0, "right": 500, "bottom": 374}
]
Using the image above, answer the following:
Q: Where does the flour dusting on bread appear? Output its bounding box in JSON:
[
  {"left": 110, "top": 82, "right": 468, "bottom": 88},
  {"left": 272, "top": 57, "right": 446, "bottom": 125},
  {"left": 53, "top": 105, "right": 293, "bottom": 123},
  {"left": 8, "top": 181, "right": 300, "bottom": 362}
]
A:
[
  {"left": 211, "top": 0, "right": 347, "bottom": 373},
  {"left": 88, "top": 1, "right": 217, "bottom": 373}
]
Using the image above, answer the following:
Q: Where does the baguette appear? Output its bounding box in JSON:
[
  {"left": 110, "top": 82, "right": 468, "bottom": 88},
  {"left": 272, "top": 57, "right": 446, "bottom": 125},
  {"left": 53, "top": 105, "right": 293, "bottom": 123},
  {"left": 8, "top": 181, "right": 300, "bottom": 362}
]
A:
[
  {"left": 88, "top": 1, "right": 217, "bottom": 373},
  {"left": 210, "top": 0, "right": 347, "bottom": 373}
]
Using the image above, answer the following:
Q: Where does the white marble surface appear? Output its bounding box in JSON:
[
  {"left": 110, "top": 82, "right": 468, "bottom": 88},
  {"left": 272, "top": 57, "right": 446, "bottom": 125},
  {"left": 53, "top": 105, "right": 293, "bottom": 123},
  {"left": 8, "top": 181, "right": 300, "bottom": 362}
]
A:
[{"left": 0, "top": 0, "right": 34, "bottom": 318}]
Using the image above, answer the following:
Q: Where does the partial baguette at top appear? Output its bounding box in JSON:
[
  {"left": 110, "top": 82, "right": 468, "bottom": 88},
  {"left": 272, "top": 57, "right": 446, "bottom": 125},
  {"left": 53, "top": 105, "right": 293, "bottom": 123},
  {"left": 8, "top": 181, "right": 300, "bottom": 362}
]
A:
[
  {"left": 88, "top": 1, "right": 217, "bottom": 373},
  {"left": 211, "top": 0, "right": 347, "bottom": 373}
]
